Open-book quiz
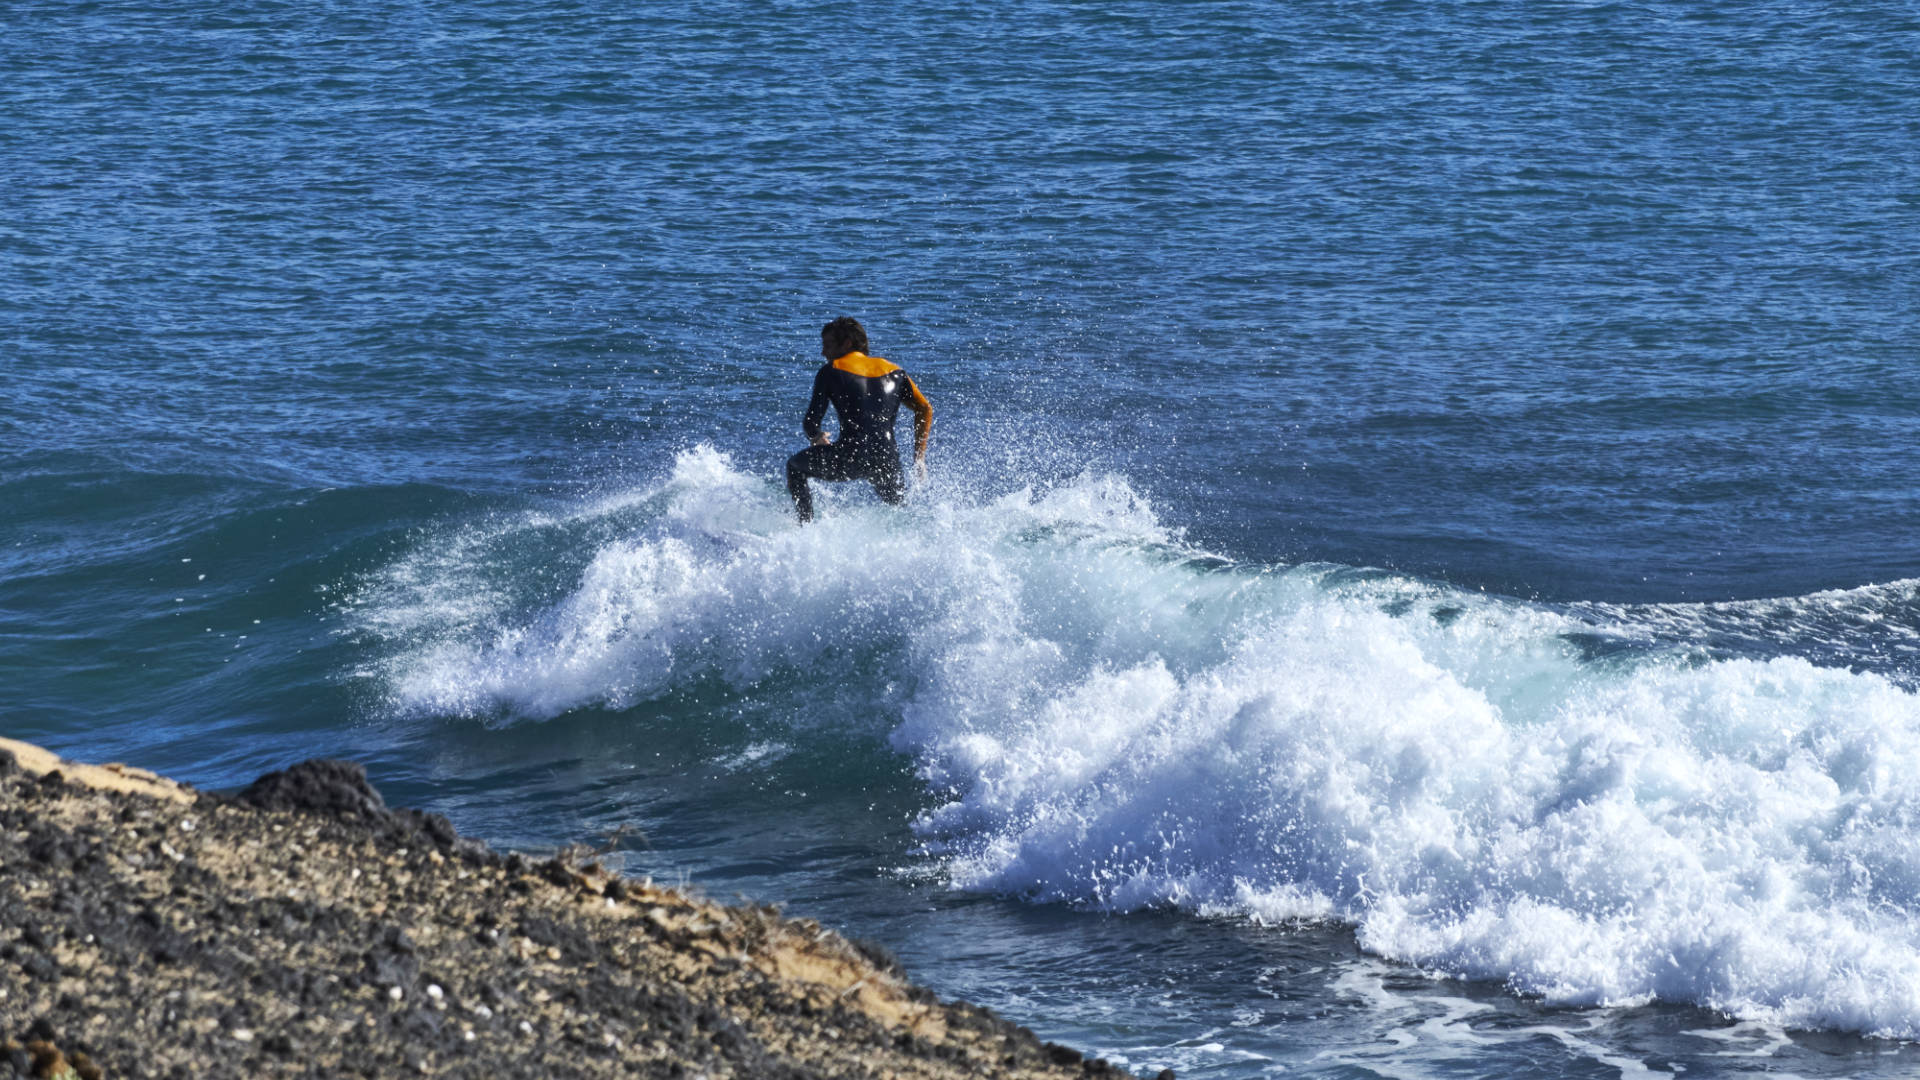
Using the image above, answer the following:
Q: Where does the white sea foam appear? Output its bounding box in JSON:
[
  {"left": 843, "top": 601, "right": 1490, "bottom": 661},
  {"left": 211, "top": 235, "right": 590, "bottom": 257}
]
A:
[{"left": 356, "top": 445, "right": 1920, "bottom": 1038}]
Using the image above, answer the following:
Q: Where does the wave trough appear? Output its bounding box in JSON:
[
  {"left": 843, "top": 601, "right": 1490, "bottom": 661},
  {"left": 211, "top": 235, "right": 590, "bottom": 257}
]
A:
[{"left": 352, "top": 446, "right": 1920, "bottom": 1039}]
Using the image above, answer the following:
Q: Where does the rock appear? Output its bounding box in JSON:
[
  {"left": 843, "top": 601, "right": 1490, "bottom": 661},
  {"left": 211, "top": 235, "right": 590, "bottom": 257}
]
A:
[
  {"left": 236, "top": 760, "right": 388, "bottom": 822},
  {"left": 26, "top": 1040, "right": 67, "bottom": 1078},
  {"left": 233, "top": 760, "right": 493, "bottom": 864},
  {"left": 0, "top": 740, "right": 1114, "bottom": 1080}
]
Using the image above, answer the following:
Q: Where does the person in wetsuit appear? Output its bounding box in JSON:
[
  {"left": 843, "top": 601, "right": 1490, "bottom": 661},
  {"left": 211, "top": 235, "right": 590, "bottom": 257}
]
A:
[{"left": 786, "top": 316, "right": 932, "bottom": 523}]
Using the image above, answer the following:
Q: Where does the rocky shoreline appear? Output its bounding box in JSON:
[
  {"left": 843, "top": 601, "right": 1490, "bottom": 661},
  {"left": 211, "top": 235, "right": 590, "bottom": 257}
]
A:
[{"left": 0, "top": 738, "right": 1154, "bottom": 1080}]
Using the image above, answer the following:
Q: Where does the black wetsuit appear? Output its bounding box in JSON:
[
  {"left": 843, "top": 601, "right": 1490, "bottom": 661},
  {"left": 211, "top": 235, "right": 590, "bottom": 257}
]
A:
[{"left": 786, "top": 352, "right": 932, "bottom": 522}]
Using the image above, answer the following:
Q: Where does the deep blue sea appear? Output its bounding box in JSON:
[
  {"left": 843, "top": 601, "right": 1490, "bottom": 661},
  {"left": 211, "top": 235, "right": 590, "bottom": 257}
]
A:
[{"left": 8, "top": 2, "right": 1920, "bottom": 1075}]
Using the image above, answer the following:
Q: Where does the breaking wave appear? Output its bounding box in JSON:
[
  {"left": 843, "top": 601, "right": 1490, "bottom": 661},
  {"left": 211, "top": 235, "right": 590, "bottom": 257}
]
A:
[{"left": 349, "top": 445, "right": 1920, "bottom": 1038}]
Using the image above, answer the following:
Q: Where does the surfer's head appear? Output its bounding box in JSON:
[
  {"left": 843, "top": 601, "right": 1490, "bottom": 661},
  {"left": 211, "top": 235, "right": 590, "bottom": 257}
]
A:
[{"left": 821, "top": 316, "right": 868, "bottom": 360}]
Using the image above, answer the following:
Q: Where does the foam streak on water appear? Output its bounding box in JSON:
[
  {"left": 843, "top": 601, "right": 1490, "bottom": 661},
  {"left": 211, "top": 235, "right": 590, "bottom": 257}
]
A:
[{"left": 358, "top": 447, "right": 1920, "bottom": 1040}]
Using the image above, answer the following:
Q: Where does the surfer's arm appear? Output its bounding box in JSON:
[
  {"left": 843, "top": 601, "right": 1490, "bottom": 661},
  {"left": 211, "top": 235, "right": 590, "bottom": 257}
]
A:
[
  {"left": 902, "top": 375, "right": 932, "bottom": 461},
  {"left": 802, "top": 366, "right": 832, "bottom": 444}
]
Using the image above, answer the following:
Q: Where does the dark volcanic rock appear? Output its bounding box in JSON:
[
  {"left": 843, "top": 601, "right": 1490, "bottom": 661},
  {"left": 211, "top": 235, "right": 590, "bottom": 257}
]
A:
[
  {"left": 236, "top": 758, "right": 388, "bottom": 821},
  {"left": 235, "top": 757, "right": 492, "bottom": 864}
]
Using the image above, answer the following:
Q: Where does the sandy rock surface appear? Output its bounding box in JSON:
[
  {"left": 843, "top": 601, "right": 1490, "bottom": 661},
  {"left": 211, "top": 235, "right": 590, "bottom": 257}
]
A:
[{"left": 0, "top": 739, "right": 1155, "bottom": 1080}]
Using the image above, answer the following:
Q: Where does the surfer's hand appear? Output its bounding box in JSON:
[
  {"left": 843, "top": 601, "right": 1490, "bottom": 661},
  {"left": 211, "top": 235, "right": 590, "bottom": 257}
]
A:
[
  {"left": 914, "top": 457, "right": 928, "bottom": 483},
  {"left": 811, "top": 432, "right": 833, "bottom": 446}
]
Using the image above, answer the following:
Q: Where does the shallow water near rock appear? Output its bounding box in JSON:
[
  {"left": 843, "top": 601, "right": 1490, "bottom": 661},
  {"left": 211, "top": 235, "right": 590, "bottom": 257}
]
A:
[{"left": 8, "top": 1, "right": 1920, "bottom": 1076}]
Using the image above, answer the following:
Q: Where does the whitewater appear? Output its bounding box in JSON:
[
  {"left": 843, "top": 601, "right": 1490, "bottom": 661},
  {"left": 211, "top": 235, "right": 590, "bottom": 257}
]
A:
[{"left": 348, "top": 445, "right": 1920, "bottom": 1041}]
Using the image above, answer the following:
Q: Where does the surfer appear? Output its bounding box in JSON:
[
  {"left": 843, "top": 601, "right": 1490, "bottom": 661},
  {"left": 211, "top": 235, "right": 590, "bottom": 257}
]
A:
[{"left": 786, "top": 317, "right": 933, "bottom": 524}]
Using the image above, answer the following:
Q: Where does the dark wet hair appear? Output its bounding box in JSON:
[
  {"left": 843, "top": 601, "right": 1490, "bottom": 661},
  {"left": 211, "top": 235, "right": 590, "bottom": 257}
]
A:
[{"left": 821, "top": 316, "right": 869, "bottom": 357}]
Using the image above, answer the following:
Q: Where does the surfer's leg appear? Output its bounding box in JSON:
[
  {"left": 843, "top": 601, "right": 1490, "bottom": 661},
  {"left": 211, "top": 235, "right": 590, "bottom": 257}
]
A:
[
  {"left": 865, "top": 449, "right": 907, "bottom": 506},
  {"left": 786, "top": 444, "right": 856, "bottom": 523}
]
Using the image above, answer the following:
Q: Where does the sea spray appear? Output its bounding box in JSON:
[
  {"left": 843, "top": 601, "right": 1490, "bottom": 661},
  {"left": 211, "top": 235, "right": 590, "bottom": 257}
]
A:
[{"left": 354, "top": 445, "right": 1920, "bottom": 1038}]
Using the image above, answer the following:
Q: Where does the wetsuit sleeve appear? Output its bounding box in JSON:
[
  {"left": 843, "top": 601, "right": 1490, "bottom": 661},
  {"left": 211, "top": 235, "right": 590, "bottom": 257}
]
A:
[
  {"left": 802, "top": 365, "right": 831, "bottom": 441},
  {"left": 902, "top": 373, "right": 932, "bottom": 458}
]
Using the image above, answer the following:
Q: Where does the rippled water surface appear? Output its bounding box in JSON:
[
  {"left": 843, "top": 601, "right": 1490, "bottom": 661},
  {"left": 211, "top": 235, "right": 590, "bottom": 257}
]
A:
[{"left": 7, "top": 2, "right": 1920, "bottom": 1076}]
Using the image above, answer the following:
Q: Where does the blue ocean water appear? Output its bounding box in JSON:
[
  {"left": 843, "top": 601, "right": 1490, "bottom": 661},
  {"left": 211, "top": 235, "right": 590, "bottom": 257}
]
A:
[{"left": 7, "top": 1, "right": 1920, "bottom": 1075}]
